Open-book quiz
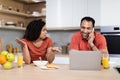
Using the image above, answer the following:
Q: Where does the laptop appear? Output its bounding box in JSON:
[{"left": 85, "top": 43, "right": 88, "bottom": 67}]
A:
[{"left": 69, "top": 50, "right": 102, "bottom": 70}]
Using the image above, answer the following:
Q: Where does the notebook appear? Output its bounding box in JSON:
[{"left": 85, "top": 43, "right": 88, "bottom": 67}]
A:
[{"left": 69, "top": 50, "right": 102, "bottom": 70}]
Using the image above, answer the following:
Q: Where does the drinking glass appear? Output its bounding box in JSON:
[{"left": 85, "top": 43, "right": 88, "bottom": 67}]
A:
[
  {"left": 17, "top": 53, "right": 23, "bottom": 68},
  {"left": 102, "top": 53, "right": 109, "bottom": 69}
]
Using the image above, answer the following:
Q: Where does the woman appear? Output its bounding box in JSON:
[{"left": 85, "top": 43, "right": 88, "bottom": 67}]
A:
[{"left": 16, "top": 19, "right": 60, "bottom": 64}]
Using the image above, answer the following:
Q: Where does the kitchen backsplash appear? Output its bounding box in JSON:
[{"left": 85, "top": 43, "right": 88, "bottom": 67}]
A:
[
  {"left": 0, "top": 29, "right": 24, "bottom": 52},
  {"left": 0, "top": 29, "right": 78, "bottom": 52},
  {"left": 0, "top": 28, "right": 100, "bottom": 52}
]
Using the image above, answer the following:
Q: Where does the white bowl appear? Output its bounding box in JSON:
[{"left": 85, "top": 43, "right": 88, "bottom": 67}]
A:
[{"left": 33, "top": 60, "right": 48, "bottom": 66}]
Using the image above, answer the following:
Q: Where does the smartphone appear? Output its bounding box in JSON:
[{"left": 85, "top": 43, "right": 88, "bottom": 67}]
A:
[
  {"left": 87, "top": 28, "right": 94, "bottom": 40},
  {"left": 92, "top": 28, "right": 94, "bottom": 32}
]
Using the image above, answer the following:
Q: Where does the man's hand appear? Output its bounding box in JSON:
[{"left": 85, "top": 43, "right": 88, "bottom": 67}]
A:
[{"left": 87, "top": 31, "right": 95, "bottom": 44}]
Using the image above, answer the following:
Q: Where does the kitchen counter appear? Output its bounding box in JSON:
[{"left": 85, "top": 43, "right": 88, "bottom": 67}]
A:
[
  {"left": 54, "top": 54, "right": 120, "bottom": 66},
  {"left": 0, "top": 63, "right": 120, "bottom": 80}
]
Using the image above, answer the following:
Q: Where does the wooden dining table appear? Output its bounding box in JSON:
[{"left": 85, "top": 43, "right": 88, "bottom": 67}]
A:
[{"left": 0, "top": 63, "right": 120, "bottom": 80}]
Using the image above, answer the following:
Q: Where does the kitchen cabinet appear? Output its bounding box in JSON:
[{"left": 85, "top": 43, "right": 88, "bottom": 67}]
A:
[
  {"left": 101, "top": 0, "right": 120, "bottom": 26},
  {"left": 46, "top": 0, "right": 73, "bottom": 28},
  {"left": 0, "top": 0, "right": 46, "bottom": 30},
  {"left": 71, "top": 0, "right": 100, "bottom": 28},
  {"left": 73, "top": 0, "right": 100, "bottom": 26},
  {"left": 87, "top": 0, "right": 100, "bottom": 26},
  {"left": 46, "top": 0, "right": 100, "bottom": 29},
  {"left": 72, "top": 0, "right": 87, "bottom": 26}
]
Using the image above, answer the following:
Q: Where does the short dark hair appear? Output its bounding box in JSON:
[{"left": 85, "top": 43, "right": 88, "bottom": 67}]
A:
[
  {"left": 23, "top": 19, "right": 46, "bottom": 41},
  {"left": 80, "top": 16, "right": 95, "bottom": 27}
]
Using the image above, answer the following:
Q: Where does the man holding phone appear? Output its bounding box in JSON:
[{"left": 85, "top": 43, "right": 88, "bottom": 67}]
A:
[{"left": 70, "top": 16, "right": 108, "bottom": 54}]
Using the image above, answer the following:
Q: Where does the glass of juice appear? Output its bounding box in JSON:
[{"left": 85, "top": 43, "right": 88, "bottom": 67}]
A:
[
  {"left": 17, "top": 53, "right": 23, "bottom": 68},
  {"left": 102, "top": 53, "right": 109, "bottom": 69}
]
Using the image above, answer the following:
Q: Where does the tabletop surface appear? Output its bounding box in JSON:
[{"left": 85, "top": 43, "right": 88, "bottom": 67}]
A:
[{"left": 0, "top": 63, "right": 120, "bottom": 80}]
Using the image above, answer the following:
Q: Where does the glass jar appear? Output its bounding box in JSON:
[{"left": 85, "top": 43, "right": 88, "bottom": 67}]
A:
[{"left": 0, "top": 18, "right": 4, "bottom": 27}]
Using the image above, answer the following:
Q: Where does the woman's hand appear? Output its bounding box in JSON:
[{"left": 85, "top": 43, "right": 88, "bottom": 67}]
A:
[
  {"left": 15, "top": 38, "right": 27, "bottom": 47},
  {"left": 16, "top": 38, "right": 31, "bottom": 64},
  {"left": 46, "top": 47, "right": 61, "bottom": 63},
  {"left": 51, "top": 47, "right": 61, "bottom": 52}
]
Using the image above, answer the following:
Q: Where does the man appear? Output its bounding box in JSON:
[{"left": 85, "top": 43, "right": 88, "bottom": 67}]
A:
[{"left": 70, "top": 16, "right": 108, "bottom": 54}]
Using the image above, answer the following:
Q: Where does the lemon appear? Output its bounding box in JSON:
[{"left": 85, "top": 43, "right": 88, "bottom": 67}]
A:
[{"left": 3, "top": 61, "right": 12, "bottom": 70}]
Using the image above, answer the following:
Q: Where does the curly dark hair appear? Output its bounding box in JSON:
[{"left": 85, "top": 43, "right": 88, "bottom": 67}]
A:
[{"left": 23, "top": 19, "right": 46, "bottom": 41}]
